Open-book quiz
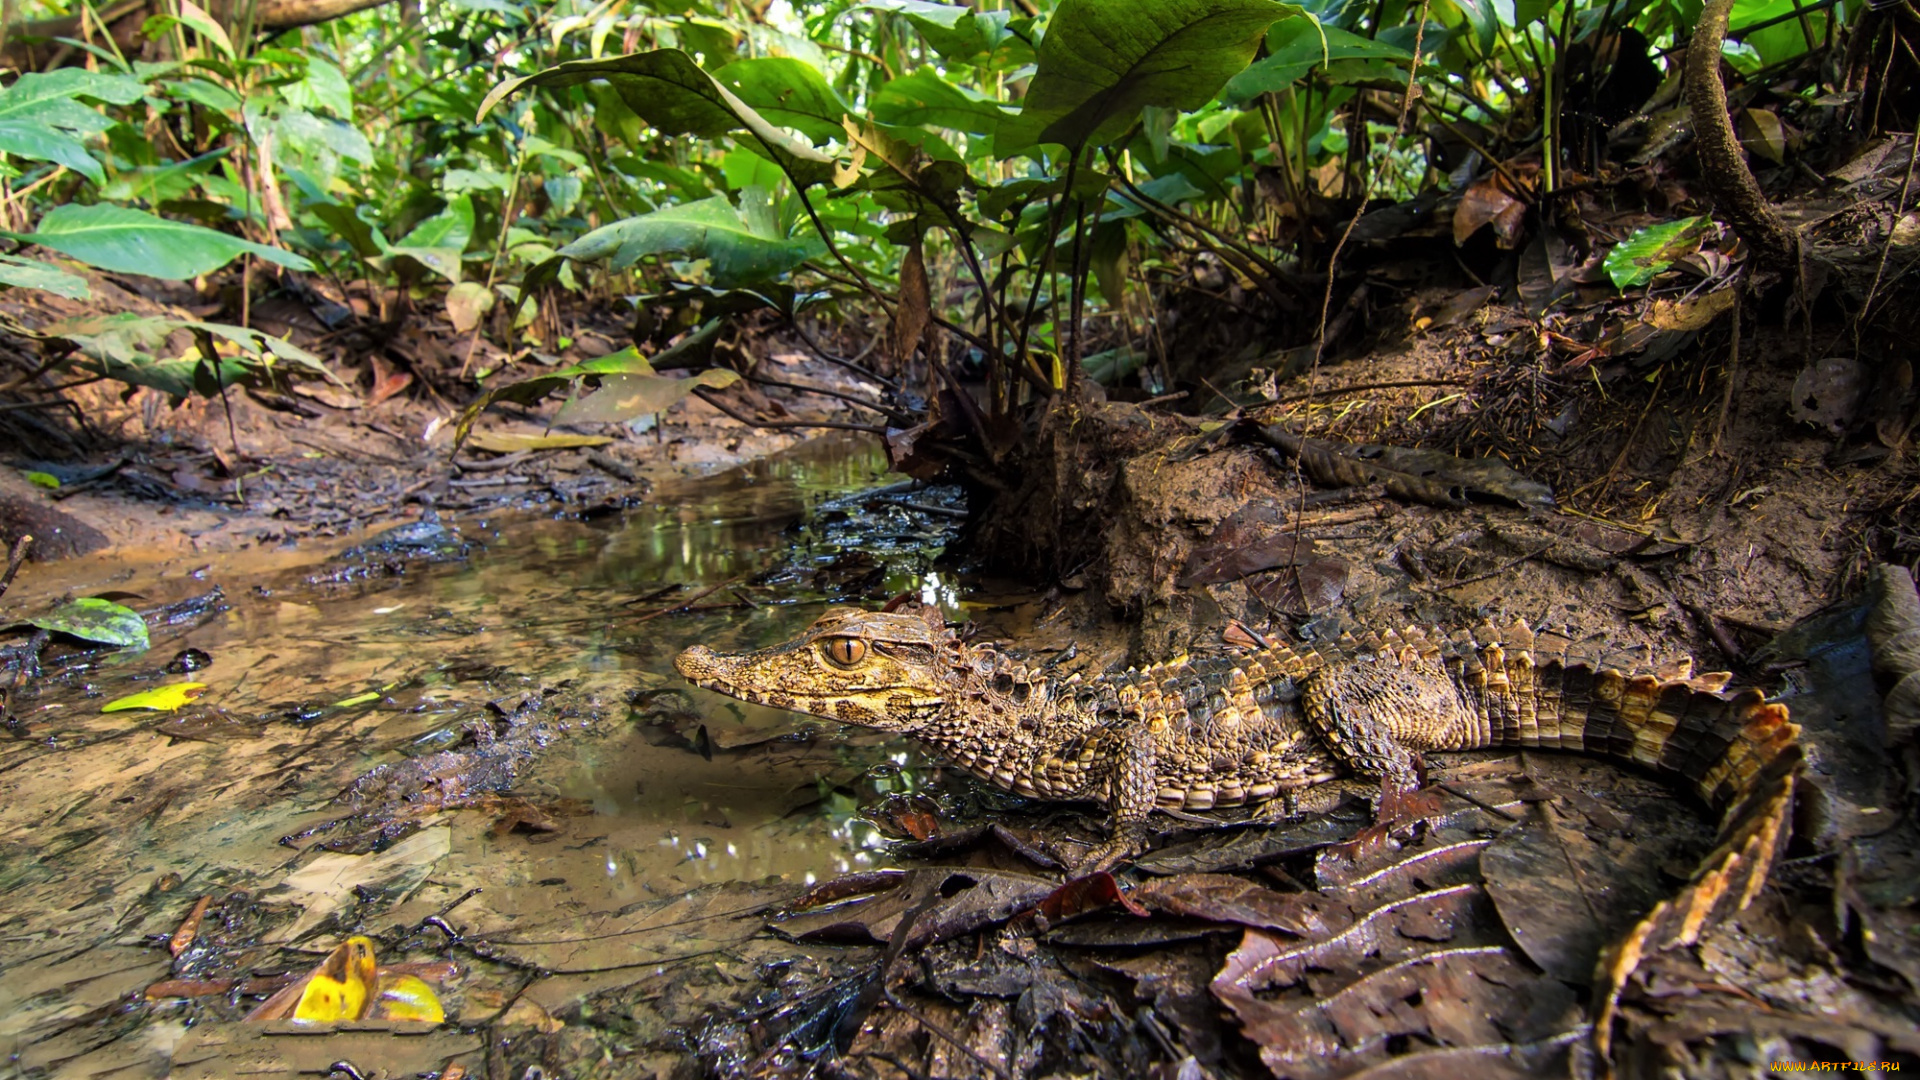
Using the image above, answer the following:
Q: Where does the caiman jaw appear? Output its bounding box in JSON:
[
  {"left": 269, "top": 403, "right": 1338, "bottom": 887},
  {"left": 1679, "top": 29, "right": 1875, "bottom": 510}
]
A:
[{"left": 672, "top": 608, "right": 953, "bottom": 731}]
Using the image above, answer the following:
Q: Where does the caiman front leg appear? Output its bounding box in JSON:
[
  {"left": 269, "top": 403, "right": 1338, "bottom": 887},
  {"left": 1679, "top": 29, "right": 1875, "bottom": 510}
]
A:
[{"left": 1076, "top": 722, "right": 1157, "bottom": 873}]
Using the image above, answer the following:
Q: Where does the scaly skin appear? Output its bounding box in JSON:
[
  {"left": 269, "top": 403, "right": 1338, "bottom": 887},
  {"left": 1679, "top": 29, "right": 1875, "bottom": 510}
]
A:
[{"left": 673, "top": 604, "right": 1800, "bottom": 873}]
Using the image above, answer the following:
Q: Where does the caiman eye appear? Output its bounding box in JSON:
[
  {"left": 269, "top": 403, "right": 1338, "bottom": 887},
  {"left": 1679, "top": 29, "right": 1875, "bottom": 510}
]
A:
[{"left": 822, "top": 637, "right": 867, "bottom": 667}]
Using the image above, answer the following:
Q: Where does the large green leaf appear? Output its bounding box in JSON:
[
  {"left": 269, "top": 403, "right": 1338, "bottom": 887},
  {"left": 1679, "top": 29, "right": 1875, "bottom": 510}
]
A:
[
  {"left": 479, "top": 49, "right": 831, "bottom": 181},
  {"left": 0, "top": 69, "right": 147, "bottom": 185},
  {"left": 0, "top": 70, "right": 146, "bottom": 137},
  {"left": 560, "top": 193, "right": 824, "bottom": 287},
  {"left": 712, "top": 57, "right": 850, "bottom": 144},
  {"left": 1219, "top": 19, "right": 1414, "bottom": 103},
  {"left": 872, "top": 68, "right": 1015, "bottom": 136},
  {"left": 16, "top": 205, "right": 312, "bottom": 279},
  {"left": 1000, "top": 0, "right": 1298, "bottom": 155}
]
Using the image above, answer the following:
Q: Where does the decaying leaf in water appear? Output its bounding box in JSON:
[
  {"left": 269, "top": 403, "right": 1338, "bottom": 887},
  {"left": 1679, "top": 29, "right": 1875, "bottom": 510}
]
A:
[
  {"left": 244, "top": 935, "right": 446, "bottom": 1024},
  {"left": 263, "top": 826, "right": 451, "bottom": 942}
]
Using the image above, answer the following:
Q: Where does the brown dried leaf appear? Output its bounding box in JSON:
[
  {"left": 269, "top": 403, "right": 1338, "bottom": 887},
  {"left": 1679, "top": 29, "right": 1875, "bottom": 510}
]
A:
[
  {"left": 1453, "top": 175, "right": 1528, "bottom": 248},
  {"left": 1132, "top": 873, "right": 1349, "bottom": 935}
]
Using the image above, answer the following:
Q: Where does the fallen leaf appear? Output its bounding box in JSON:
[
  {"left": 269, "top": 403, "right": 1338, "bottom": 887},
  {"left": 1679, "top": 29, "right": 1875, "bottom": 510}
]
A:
[
  {"left": 102, "top": 682, "right": 208, "bottom": 712},
  {"left": 463, "top": 431, "right": 614, "bottom": 453}
]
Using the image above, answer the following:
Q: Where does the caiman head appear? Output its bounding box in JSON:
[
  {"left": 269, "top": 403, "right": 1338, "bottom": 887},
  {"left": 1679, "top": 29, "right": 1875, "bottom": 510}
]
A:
[{"left": 675, "top": 604, "right": 962, "bottom": 732}]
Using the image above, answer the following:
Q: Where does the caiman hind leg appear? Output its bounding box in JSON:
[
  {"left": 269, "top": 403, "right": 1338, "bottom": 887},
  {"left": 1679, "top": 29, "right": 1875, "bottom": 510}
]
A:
[{"left": 1300, "top": 661, "right": 1470, "bottom": 849}]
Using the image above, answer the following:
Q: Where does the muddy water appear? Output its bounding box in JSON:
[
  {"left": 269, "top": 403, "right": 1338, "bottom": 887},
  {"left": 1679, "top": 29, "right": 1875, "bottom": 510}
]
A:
[{"left": 0, "top": 435, "right": 964, "bottom": 1072}]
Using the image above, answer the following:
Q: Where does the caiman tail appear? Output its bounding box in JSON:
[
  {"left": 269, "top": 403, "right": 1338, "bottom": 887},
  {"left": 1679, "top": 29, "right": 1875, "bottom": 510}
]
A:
[{"left": 1364, "top": 621, "right": 1802, "bottom": 1057}]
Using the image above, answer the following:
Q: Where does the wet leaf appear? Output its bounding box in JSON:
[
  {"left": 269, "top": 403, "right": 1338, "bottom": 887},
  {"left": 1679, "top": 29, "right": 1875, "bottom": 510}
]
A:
[
  {"left": 26, "top": 596, "right": 150, "bottom": 649},
  {"left": 1603, "top": 217, "right": 1704, "bottom": 289},
  {"left": 291, "top": 938, "right": 378, "bottom": 1022},
  {"left": 1036, "top": 872, "right": 1148, "bottom": 923},
  {"left": 462, "top": 431, "right": 614, "bottom": 453},
  {"left": 554, "top": 368, "right": 742, "bottom": 425},
  {"left": 264, "top": 826, "right": 452, "bottom": 942},
  {"left": 372, "top": 973, "right": 446, "bottom": 1023},
  {"left": 101, "top": 682, "right": 208, "bottom": 712}
]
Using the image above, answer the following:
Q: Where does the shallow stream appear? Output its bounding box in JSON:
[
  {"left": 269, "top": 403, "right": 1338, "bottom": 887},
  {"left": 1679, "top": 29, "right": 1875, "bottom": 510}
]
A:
[{"left": 0, "top": 435, "right": 966, "bottom": 1075}]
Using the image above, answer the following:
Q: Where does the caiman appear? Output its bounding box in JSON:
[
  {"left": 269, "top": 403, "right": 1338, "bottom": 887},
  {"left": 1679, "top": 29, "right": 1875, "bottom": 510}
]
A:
[{"left": 675, "top": 602, "right": 1799, "bottom": 894}]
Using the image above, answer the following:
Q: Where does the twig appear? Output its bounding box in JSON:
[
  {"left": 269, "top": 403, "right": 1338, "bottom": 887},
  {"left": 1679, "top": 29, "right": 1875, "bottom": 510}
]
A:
[
  {"left": 790, "top": 320, "right": 901, "bottom": 392},
  {"left": 745, "top": 373, "right": 914, "bottom": 424},
  {"left": 0, "top": 535, "right": 29, "bottom": 600},
  {"left": 1275, "top": 378, "right": 1469, "bottom": 406},
  {"left": 690, "top": 387, "right": 889, "bottom": 435},
  {"left": 1421, "top": 542, "right": 1555, "bottom": 593},
  {"left": 1710, "top": 269, "right": 1747, "bottom": 457}
]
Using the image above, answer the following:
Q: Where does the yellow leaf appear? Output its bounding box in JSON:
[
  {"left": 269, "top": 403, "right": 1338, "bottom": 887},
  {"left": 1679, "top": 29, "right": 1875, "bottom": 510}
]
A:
[
  {"left": 101, "top": 683, "right": 208, "bottom": 713},
  {"left": 373, "top": 974, "right": 446, "bottom": 1023},
  {"left": 292, "top": 937, "right": 379, "bottom": 1023},
  {"left": 463, "top": 431, "right": 614, "bottom": 453}
]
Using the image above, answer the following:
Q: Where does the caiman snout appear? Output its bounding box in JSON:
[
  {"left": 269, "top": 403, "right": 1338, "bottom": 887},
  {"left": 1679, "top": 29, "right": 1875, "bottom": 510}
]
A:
[{"left": 673, "top": 645, "right": 722, "bottom": 683}]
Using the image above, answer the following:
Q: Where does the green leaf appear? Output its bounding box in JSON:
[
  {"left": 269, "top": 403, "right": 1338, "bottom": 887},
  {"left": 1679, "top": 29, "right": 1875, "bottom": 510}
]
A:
[
  {"left": 0, "top": 253, "right": 90, "bottom": 298},
  {"left": 102, "top": 683, "right": 208, "bottom": 712},
  {"left": 560, "top": 193, "right": 824, "bottom": 287},
  {"left": 0, "top": 70, "right": 146, "bottom": 141},
  {"left": 387, "top": 195, "right": 473, "bottom": 283},
  {"left": 38, "top": 312, "right": 340, "bottom": 398},
  {"left": 0, "top": 121, "right": 103, "bottom": 184},
  {"left": 861, "top": 1, "right": 1034, "bottom": 68},
  {"left": 1603, "top": 217, "right": 1704, "bottom": 289},
  {"left": 281, "top": 58, "right": 353, "bottom": 118},
  {"left": 872, "top": 68, "right": 1014, "bottom": 136},
  {"left": 711, "top": 57, "right": 851, "bottom": 144},
  {"left": 1001, "top": 0, "right": 1299, "bottom": 155},
  {"left": 16, "top": 205, "right": 312, "bottom": 279},
  {"left": 1220, "top": 18, "right": 1414, "bottom": 103},
  {"left": 23, "top": 470, "right": 59, "bottom": 488},
  {"left": 26, "top": 597, "right": 150, "bottom": 649},
  {"left": 306, "top": 201, "right": 385, "bottom": 259},
  {"left": 479, "top": 49, "right": 831, "bottom": 181},
  {"left": 276, "top": 108, "right": 374, "bottom": 165}
]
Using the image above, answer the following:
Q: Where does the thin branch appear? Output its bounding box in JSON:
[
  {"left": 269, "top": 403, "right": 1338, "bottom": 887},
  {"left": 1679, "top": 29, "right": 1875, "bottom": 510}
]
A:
[
  {"left": 691, "top": 386, "right": 889, "bottom": 434},
  {"left": 744, "top": 373, "right": 915, "bottom": 424},
  {"left": 0, "top": 536, "right": 30, "bottom": 600}
]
